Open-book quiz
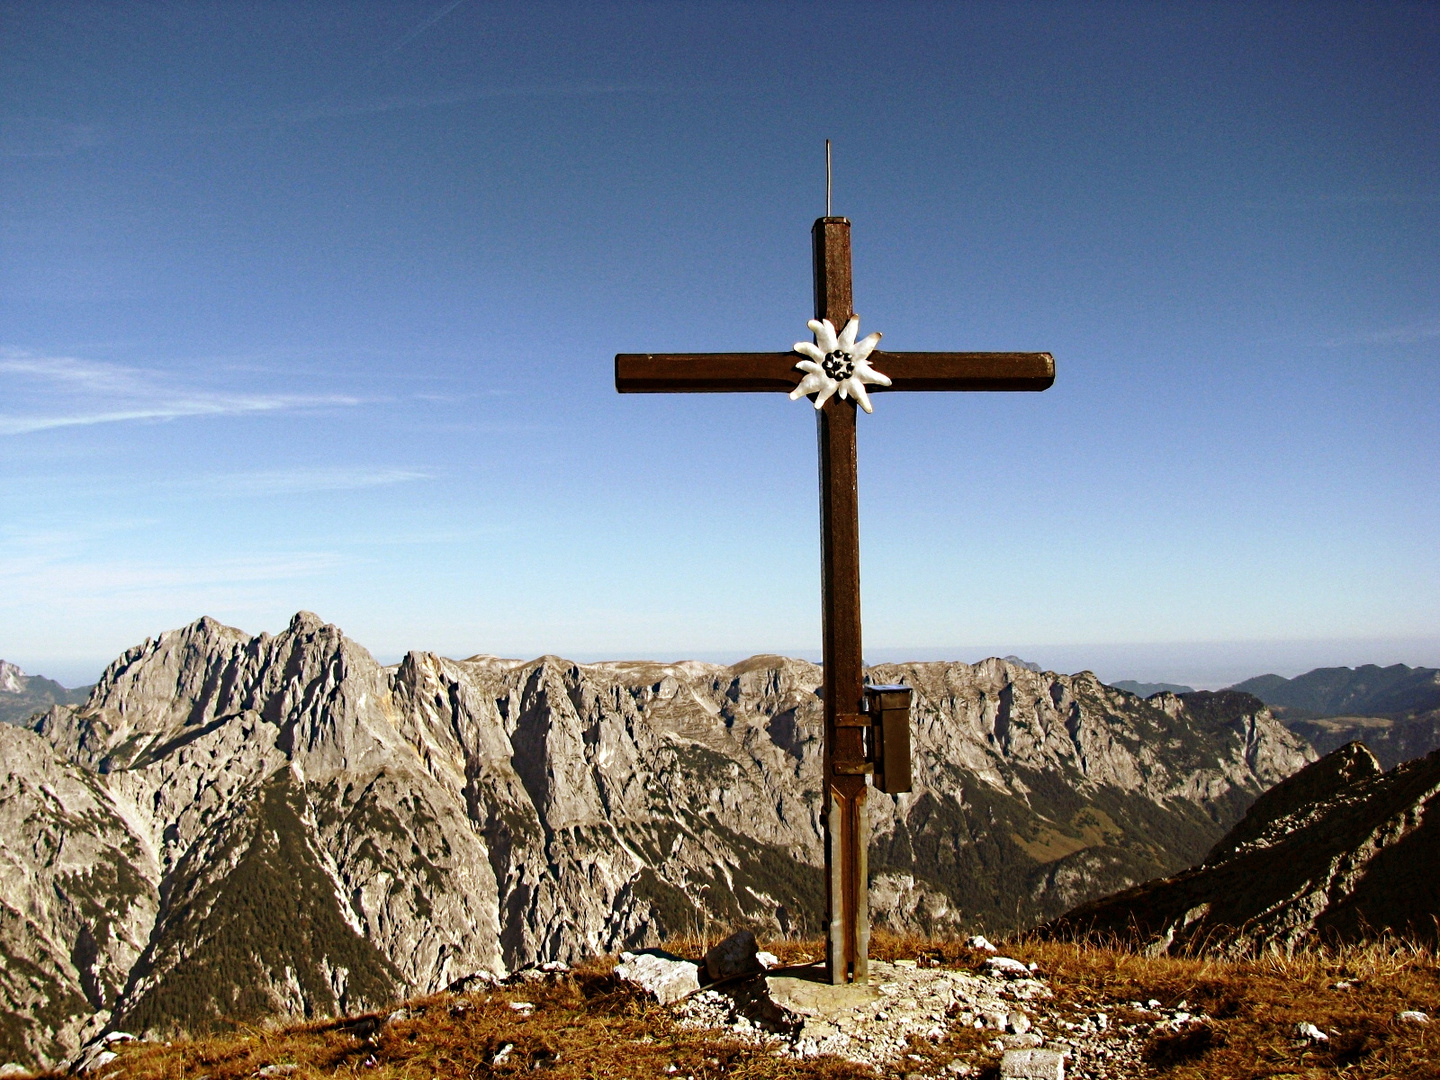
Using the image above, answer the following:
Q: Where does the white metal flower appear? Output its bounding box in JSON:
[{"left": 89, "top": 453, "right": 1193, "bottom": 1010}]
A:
[{"left": 789, "top": 316, "right": 890, "bottom": 413}]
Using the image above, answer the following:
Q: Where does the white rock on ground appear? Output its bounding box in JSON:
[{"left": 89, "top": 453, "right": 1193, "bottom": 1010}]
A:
[
  {"left": 614, "top": 951, "right": 701, "bottom": 1005},
  {"left": 987, "top": 957, "right": 1032, "bottom": 977}
]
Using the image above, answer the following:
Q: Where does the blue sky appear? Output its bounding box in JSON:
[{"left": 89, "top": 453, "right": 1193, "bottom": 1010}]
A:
[{"left": 2, "top": 1, "right": 1436, "bottom": 688}]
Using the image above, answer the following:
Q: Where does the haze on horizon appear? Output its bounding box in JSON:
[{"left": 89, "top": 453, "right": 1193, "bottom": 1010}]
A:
[{"left": 2, "top": 2, "right": 1436, "bottom": 690}]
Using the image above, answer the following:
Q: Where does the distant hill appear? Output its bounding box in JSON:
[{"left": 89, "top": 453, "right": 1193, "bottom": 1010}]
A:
[
  {"left": 1230, "top": 663, "right": 1440, "bottom": 718},
  {"left": 1229, "top": 664, "right": 1440, "bottom": 769},
  {"left": 0, "top": 660, "right": 90, "bottom": 726},
  {"left": 1110, "top": 680, "right": 1194, "bottom": 697}
]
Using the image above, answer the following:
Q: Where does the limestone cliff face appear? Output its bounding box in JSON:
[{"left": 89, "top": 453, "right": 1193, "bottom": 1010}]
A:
[
  {"left": 0, "top": 723, "right": 159, "bottom": 1067},
  {"left": 2, "top": 614, "right": 1312, "bottom": 1068}
]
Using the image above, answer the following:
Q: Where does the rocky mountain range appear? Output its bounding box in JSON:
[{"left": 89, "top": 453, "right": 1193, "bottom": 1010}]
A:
[
  {"left": 1049, "top": 740, "right": 1440, "bottom": 954},
  {"left": 1230, "top": 664, "right": 1440, "bottom": 768},
  {"left": 0, "top": 613, "right": 1313, "bottom": 1069}
]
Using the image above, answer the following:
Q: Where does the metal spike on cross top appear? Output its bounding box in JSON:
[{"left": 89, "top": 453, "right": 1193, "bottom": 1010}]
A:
[{"left": 616, "top": 142, "right": 1055, "bottom": 985}]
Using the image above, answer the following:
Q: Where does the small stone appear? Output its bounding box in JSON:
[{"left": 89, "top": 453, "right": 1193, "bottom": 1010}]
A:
[
  {"left": 1295, "top": 1022, "right": 1329, "bottom": 1043},
  {"left": 0, "top": 1067, "right": 27, "bottom": 1078},
  {"left": 1000, "top": 1047, "right": 1065, "bottom": 1080},
  {"left": 508, "top": 1001, "right": 534, "bottom": 1013},
  {"left": 756, "top": 951, "right": 780, "bottom": 969},
  {"left": 1398, "top": 1010, "right": 1430, "bottom": 1024},
  {"left": 986, "top": 957, "right": 1030, "bottom": 978},
  {"left": 1008, "top": 1011, "right": 1032, "bottom": 1034},
  {"left": 492, "top": 1044, "right": 513, "bottom": 1066},
  {"left": 386, "top": 1008, "right": 409, "bottom": 1023},
  {"left": 704, "top": 930, "right": 763, "bottom": 982},
  {"left": 1002, "top": 1033, "right": 1044, "bottom": 1049},
  {"left": 968, "top": 935, "right": 998, "bottom": 952}
]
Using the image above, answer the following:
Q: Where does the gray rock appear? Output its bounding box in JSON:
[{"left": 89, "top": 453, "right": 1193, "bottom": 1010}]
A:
[
  {"left": 987, "top": 957, "right": 1030, "bottom": 978},
  {"left": 1007, "top": 1011, "right": 1032, "bottom": 1034},
  {"left": 614, "top": 951, "right": 701, "bottom": 1005},
  {"left": 705, "top": 930, "right": 763, "bottom": 982},
  {"left": 1000, "top": 1047, "right": 1065, "bottom": 1079}
]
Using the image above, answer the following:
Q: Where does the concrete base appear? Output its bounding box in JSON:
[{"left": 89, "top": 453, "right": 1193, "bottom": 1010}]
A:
[{"left": 764, "top": 964, "right": 879, "bottom": 1020}]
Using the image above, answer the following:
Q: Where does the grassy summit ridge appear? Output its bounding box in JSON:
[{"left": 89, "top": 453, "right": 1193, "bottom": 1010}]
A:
[{"left": 37, "top": 933, "right": 1440, "bottom": 1080}]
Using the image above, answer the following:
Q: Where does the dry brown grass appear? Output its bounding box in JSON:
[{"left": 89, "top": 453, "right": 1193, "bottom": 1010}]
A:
[
  {"left": 51, "top": 955, "right": 873, "bottom": 1080},
  {"left": 869, "top": 929, "right": 1440, "bottom": 1079},
  {"left": 30, "top": 932, "right": 1440, "bottom": 1080}
]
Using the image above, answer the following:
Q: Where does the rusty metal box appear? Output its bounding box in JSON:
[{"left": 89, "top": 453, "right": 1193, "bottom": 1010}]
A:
[{"left": 866, "top": 683, "right": 913, "bottom": 794}]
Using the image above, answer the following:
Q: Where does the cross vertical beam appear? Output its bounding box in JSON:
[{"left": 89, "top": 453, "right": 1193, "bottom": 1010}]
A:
[
  {"left": 813, "top": 217, "right": 870, "bottom": 983},
  {"left": 613, "top": 215, "right": 1055, "bottom": 988}
]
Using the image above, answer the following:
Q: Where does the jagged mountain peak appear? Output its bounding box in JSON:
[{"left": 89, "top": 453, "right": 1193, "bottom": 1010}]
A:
[{"left": 1205, "top": 739, "right": 1383, "bottom": 865}]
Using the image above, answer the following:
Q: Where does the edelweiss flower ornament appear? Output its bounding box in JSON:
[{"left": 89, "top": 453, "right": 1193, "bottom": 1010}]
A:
[{"left": 789, "top": 315, "right": 891, "bottom": 413}]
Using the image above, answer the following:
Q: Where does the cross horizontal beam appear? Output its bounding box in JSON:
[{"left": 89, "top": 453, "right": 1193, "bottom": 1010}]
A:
[{"left": 614, "top": 351, "right": 1055, "bottom": 394}]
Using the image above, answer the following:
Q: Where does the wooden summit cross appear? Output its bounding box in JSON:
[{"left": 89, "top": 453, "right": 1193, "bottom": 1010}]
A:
[{"left": 616, "top": 215, "right": 1054, "bottom": 984}]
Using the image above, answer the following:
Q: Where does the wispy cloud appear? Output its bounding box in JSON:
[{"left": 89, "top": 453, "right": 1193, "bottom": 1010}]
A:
[
  {"left": 1320, "top": 319, "right": 1440, "bottom": 348},
  {"left": 0, "top": 352, "right": 361, "bottom": 435},
  {"left": 382, "top": 0, "right": 472, "bottom": 57},
  {"left": 206, "top": 467, "right": 430, "bottom": 496}
]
